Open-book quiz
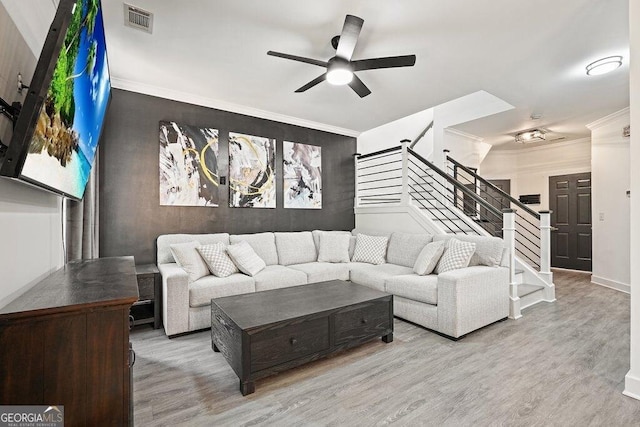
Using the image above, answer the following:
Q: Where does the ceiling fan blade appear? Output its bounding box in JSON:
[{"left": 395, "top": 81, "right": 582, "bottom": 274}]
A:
[
  {"left": 295, "top": 73, "right": 327, "bottom": 92},
  {"left": 267, "top": 51, "right": 328, "bottom": 68},
  {"left": 335, "top": 15, "right": 364, "bottom": 61},
  {"left": 351, "top": 55, "right": 417, "bottom": 71},
  {"left": 348, "top": 74, "right": 371, "bottom": 98}
]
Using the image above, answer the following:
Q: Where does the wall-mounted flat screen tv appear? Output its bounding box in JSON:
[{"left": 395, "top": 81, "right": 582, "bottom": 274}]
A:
[{"left": 0, "top": 0, "right": 111, "bottom": 200}]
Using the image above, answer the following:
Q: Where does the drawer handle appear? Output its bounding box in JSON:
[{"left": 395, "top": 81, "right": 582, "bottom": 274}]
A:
[
  {"left": 290, "top": 338, "right": 297, "bottom": 345},
  {"left": 361, "top": 318, "right": 368, "bottom": 324}
]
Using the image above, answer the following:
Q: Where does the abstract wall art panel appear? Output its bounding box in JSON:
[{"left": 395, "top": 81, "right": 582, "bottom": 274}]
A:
[
  {"left": 283, "top": 141, "right": 322, "bottom": 209},
  {"left": 159, "top": 121, "right": 219, "bottom": 206},
  {"left": 229, "top": 132, "right": 276, "bottom": 208}
]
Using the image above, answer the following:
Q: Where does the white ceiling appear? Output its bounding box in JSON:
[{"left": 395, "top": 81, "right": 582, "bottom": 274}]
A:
[{"left": 14, "top": 0, "right": 632, "bottom": 147}]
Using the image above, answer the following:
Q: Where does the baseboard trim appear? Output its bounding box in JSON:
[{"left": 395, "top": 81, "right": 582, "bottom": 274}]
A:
[
  {"left": 590, "top": 275, "right": 630, "bottom": 294},
  {"left": 624, "top": 371, "right": 640, "bottom": 400}
]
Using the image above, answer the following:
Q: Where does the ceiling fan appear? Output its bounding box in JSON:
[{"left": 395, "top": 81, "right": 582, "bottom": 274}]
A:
[{"left": 267, "top": 15, "right": 416, "bottom": 98}]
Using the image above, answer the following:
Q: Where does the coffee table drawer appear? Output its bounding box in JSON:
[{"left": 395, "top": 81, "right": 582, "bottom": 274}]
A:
[
  {"left": 250, "top": 317, "right": 330, "bottom": 371},
  {"left": 334, "top": 301, "right": 391, "bottom": 345}
]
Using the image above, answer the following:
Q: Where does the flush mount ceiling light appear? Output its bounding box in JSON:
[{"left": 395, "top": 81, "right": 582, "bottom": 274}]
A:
[
  {"left": 515, "top": 129, "right": 546, "bottom": 144},
  {"left": 586, "top": 56, "right": 623, "bottom": 76}
]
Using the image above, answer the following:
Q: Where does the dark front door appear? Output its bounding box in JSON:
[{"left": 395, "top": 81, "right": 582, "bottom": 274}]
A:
[
  {"left": 549, "top": 172, "right": 592, "bottom": 271},
  {"left": 478, "top": 179, "right": 511, "bottom": 237}
]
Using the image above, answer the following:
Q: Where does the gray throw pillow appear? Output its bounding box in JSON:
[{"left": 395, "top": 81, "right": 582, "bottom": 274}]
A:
[
  {"left": 413, "top": 241, "right": 446, "bottom": 275},
  {"left": 435, "top": 238, "right": 476, "bottom": 274},
  {"left": 226, "top": 241, "right": 266, "bottom": 276},
  {"left": 318, "top": 232, "right": 351, "bottom": 263},
  {"left": 197, "top": 242, "right": 238, "bottom": 278},
  {"left": 169, "top": 241, "right": 210, "bottom": 282},
  {"left": 351, "top": 234, "right": 388, "bottom": 265}
]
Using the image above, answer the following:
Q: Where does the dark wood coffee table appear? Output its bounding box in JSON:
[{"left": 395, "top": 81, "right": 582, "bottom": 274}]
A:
[{"left": 210, "top": 280, "right": 393, "bottom": 395}]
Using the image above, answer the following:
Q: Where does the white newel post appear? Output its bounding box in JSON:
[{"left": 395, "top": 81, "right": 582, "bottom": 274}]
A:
[
  {"left": 503, "top": 209, "right": 521, "bottom": 319},
  {"left": 354, "top": 152, "right": 360, "bottom": 208},
  {"left": 442, "top": 149, "right": 451, "bottom": 207},
  {"left": 539, "top": 210, "right": 556, "bottom": 301},
  {"left": 401, "top": 139, "right": 410, "bottom": 205}
]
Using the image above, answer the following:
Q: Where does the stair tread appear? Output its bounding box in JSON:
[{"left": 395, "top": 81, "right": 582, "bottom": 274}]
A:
[
  {"left": 515, "top": 269, "right": 524, "bottom": 275},
  {"left": 518, "top": 284, "right": 544, "bottom": 298}
]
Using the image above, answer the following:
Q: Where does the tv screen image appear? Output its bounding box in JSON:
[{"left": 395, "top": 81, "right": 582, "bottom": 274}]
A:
[{"left": 16, "top": 0, "right": 110, "bottom": 200}]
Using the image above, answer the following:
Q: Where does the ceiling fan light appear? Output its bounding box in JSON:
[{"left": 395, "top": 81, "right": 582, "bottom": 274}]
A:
[
  {"left": 586, "top": 56, "right": 623, "bottom": 76},
  {"left": 327, "top": 68, "right": 353, "bottom": 85}
]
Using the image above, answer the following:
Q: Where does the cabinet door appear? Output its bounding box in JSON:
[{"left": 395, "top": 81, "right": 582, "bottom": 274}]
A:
[{"left": 87, "top": 308, "right": 128, "bottom": 426}]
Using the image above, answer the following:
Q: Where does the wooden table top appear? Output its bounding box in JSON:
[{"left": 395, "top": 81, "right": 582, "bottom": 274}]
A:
[
  {"left": 211, "top": 280, "right": 391, "bottom": 330},
  {"left": 0, "top": 256, "right": 139, "bottom": 320}
]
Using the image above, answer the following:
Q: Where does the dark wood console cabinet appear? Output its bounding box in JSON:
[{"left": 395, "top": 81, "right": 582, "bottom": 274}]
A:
[{"left": 0, "top": 257, "right": 139, "bottom": 426}]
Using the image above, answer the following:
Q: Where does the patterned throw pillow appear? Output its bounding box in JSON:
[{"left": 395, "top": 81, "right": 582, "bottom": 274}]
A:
[
  {"left": 318, "top": 232, "right": 351, "bottom": 263},
  {"left": 413, "top": 240, "right": 446, "bottom": 275},
  {"left": 169, "top": 241, "right": 210, "bottom": 283},
  {"left": 434, "top": 238, "right": 476, "bottom": 274},
  {"left": 226, "top": 241, "right": 266, "bottom": 276},
  {"left": 197, "top": 243, "right": 238, "bottom": 278},
  {"left": 351, "top": 234, "right": 389, "bottom": 265}
]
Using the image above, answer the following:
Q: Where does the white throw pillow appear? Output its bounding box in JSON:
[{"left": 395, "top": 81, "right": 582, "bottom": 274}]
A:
[
  {"left": 197, "top": 242, "right": 238, "bottom": 278},
  {"left": 435, "top": 238, "right": 476, "bottom": 274},
  {"left": 318, "top": 232, "right": 351, "bottom": 263},
  {"left": 351, "top": 234, "right": 388, "bottom": 265},
  {"left": 226, "top": 241, "right": 266, "bottom": 276},
  {"left": 170, "top": 241, "right": 210, "bottom": 282},
  {"left": 413, "top": 241, "right": 446, "bottom": 275}
]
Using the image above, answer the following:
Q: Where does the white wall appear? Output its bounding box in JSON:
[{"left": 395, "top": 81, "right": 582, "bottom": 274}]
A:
[
  {"left": 480, "top": 139, "right": 592, "bottom": 211},
  {"left": 625, "top": 0, "right": 640, "bottom": 401},
  {"left": 0, "top": 1, "right": 63, "bottom": 308},
  {"left": 588, "top": 108, "right": 630, "bottom": 292},
  {"left": 357, "top": 107, "right": 433, "bottom": 157}
]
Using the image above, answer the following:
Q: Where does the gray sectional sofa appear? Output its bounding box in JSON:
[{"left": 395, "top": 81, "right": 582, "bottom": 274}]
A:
[{"left": 157, "top": 230, "right": 509, "bottom": 339}]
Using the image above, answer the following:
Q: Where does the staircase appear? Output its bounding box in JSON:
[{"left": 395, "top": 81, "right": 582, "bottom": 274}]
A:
[{"left": 355, "top": 140, "right": 555, "bottom": 319}]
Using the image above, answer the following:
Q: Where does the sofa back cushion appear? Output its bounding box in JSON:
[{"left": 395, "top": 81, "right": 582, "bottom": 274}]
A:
[
  {"left": 433, "top": 234, "right": 504, "bottom": 267},
  {"left": 229, "top": 232, "right": 278, "bottom": 265},
  {"left": 275, "top": 232, "right": 317, "bottom": 266},
  {"left": 312, "top": 230, "right": 355, "bottom": 259},
  {"left": 157, "top": 233, "right": 230, "bottom": 264},
  {"left": 386, "top": 232, "right": 433, "bottom": 267}
]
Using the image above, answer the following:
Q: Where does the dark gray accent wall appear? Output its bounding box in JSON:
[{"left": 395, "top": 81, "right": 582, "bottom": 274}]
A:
[{"left": 99, "top": 89, "right": 356, "bottom": 264}]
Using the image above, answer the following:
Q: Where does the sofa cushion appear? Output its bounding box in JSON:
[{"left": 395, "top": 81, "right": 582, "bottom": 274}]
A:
[
  {"left": 351, "top": 234, "right": 388, "bottom": 265},
  {"left": 317, "top": 233, "right": 351, "bottom": 263},
  {"left": 197, "top": 243, "right": 238, "bottom": 277},
  {"left": 434, "top": 234, "right": 504, "bottom": 267},
  {"left": 288, "top": 262, "right": 350, "bottom": 283},
  {"left": 413, "top": 241, "right": 446, "bottom": 275},
  {"left": 169, "top": 241, "right": 210, "bottom": 283},
  {"left": 312, "top": 230, "right": 356, "bottom": 259},
  {"left": 274, "top": 232, "right": 317, "bottom": 266},
  {"left": 253, "top": 265, "right": 308, "bottom": 292},
  {"left": 230, "top": 232, "right": 278, "bottom": 265},
  {"left": 158, "top": 233, "right": 230, "bottom": 264},
  {"left": 189, "top": 274, "right": 256, "bottom": 307},
  {"left": 227, "top": 241, "right": 266, "bottom": 276},
  {"left": 385, "top": 274, "right": 438, "bottom": 305},
  {"left": 435, "top": 239, "right": 476, "bottom": 274},
  {"left": 350, "top": 263, "right": 414, "bottom": 292},
  {"left": 387, "top": 232, "right": 433, "bottom": 267}
]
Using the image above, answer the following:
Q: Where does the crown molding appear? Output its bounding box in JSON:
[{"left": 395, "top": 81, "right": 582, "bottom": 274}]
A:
[
  {"left": 490, "top": 137, "right": 591, "bottom": 156},
  {"left": 444, "top": 127, "right": 484, "bottom": 142},
  {"left": 110, "top": 77, "right": 361, "bottom": 138},
  {"left": 586, "top": 107, "right": 631, "bottom": 130}
]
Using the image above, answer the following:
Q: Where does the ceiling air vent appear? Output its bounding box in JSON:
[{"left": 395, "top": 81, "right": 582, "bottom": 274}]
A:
[{"left": 123, "top": 4, "right": 153, "bottom": 34}]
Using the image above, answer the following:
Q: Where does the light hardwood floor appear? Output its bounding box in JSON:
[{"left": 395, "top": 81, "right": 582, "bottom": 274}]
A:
[{"left": 131, "top": 270, "right": 640, "bottom": 426}]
